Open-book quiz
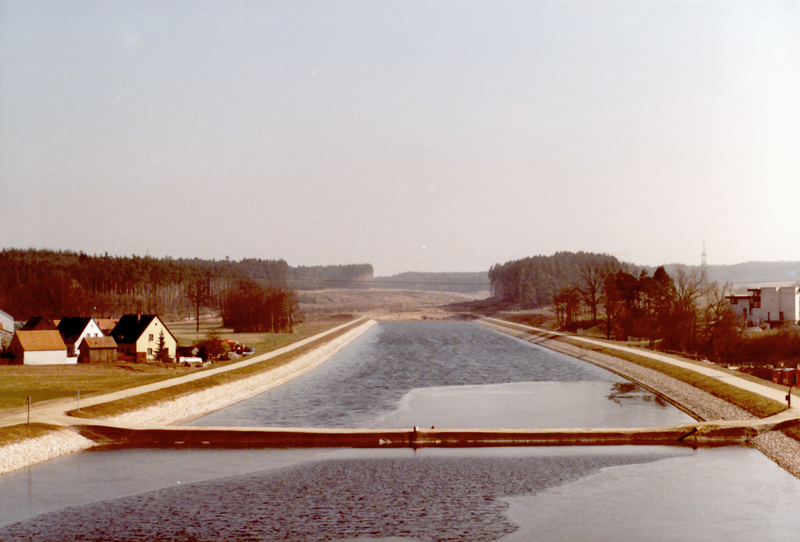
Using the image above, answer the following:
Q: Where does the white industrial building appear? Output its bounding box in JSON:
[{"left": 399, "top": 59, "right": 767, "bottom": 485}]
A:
[{"left": 728, "top": 286, "right": 800, "bottom": 328}]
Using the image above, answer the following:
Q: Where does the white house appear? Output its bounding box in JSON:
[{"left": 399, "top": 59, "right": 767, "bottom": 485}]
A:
[
  {"left": 0, "top": 308, "right": 13, "bottom": 350},
  {"left": 728, "top": 286, "right": 800, "bottom": 328},
  {"left": 110, "top": 314, "right": 177, "bottom": 362},
  {"left": 56, "top": 317, "right": 104, "bottom": 360}
]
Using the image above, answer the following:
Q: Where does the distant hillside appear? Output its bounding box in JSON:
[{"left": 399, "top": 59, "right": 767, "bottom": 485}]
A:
[
  {"left": 373, "top": 272, "right": 490, "bottom": 294},
  {"left": 660, "top": 262, "right": 800, "bottom": 289}
]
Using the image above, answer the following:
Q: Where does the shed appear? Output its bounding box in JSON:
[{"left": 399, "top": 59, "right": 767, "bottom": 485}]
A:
[
  {"left": 78, "top": 336, "right": 119, "bottom": 364},
  {"left": 8, "top": 330, "right": 70, "bottom": 365}
]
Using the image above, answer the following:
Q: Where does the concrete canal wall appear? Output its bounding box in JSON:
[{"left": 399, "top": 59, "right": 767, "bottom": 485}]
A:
[{"left": 74, "top": 421, "right": 761, "bottom": 450}]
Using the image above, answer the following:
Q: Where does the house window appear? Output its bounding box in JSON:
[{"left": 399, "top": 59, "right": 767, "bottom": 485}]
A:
[
  {"left": 147, "top": 348, "right": 152, "bottom": 356},
  {"left": 149, "top": 334, "right": 154, "bottom": 341},
  {"left": 780, "top": 312, "right": 785, "bottom": 321}
]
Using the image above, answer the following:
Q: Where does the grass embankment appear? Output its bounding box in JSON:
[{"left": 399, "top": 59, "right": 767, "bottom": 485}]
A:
[
  {"left": 498, "top": 321, "right": 787, "bottom": 419},
  {"left": 0, "top": 365, "right": 184, "bottom": 411},
  {"left": 560, "top": 337, "right": 786, "bottom": 418},
  {"left": 0, "top": 423, "right": 65, "bottom": 447},
  {"left": 0, "top": 320, "right": 343, "bottom": 411},
  {"left": 67, "top": 318, "right": 366, "bottom": 420}
]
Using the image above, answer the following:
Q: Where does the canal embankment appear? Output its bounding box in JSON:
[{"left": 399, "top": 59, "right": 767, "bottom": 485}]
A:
[{"left": 479, "top": 318, "right": 800, "bottom": 478}]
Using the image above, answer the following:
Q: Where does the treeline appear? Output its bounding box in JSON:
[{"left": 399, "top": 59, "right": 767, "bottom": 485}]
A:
[
  {"left": 221, "top": 279, "right": 297, "bottom": 333},
  {"left": 490, "top": 252, "right": 740, "bottom": 362},
  {"left": 373, "top": 272, "right": 490, "bottom": 293},
  {"left": 0, "top": 248, "right": 371, "bottom": 320},
  {"left": 489, "top": 252, "right": 622, "bottom": 306}
]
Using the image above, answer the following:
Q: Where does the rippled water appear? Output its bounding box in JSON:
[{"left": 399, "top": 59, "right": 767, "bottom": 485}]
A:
[
  {"left": 2, "top": 446, "right": 799, "bottom": 542},
  {"left": 0, "top": 447, "right": 685, "bottom": 541}
]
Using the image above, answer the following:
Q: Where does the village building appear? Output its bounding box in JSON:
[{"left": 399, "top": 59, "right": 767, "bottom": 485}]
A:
[
  {"left": 8, "top": 330, "right": 70, "bottom": 365},
  {"left": 20, "top": 316, "right": 57, "bottom": 331},
  {"left": 110, "top": 314, "right": 177, "bottom": 362},
  {"left": 0, "top": 308, "right": 13, "bottom": 350},
  {"left": 95, "top": 318, "right": 120, "bottom": 336},
  {"left": 56, "top": 317, "right": 104, "bottom": 359},
  {"left": 78, "top": 336, "right": 119, "bottom": 364},
  {"left": 728, "top": 286, "right": 800, "bottom": 328}
]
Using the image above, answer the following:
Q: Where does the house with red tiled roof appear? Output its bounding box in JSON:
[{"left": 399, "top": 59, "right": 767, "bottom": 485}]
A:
[
  {"left": 8, "top": 330, "right": 70, "bottom": 365},
  {"left": 95, "top": 318, "right": 119, "bottom": 336}
]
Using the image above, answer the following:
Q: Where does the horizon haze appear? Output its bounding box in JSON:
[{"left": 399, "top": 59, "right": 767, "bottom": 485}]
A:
[{"left": 2, "top": 1, "right": 799, "bottom": 276}]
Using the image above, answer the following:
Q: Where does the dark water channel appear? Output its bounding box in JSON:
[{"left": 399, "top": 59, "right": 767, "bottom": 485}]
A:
[{"left": 1, "top": 321, "right": 799, "bottom": 541}]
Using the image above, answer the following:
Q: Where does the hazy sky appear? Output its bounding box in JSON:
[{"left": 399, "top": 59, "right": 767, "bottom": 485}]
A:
[{"left": 2, "top": 1, "right": 799, "bottom": 276}]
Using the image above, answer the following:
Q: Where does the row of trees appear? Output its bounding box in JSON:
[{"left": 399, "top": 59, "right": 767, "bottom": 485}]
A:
[
  {"left": 490, "top": 252, "right": 741, "bottom": 362},
  {"left": 221, "top": 280, "right": 298, "bottom": 333},
  {"left": 0, "top": 249, "right": 372, "bottom": 320}
]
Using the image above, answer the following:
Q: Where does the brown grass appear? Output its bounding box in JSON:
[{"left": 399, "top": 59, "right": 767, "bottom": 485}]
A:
[{"left": 0, "top": 423, "right": 65, "bottom": 447}]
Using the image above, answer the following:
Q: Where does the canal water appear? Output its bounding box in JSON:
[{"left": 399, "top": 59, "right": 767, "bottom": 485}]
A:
[
  {"left": 1, "top": 321, "right": 799, "bottom": 541},
  {"left": 187, "top": 321, "right": 689, "bottom": 429}
]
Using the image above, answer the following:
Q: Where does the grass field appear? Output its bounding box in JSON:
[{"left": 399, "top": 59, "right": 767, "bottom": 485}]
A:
[{"left": 0, "top": 319, "right": 344, "bottom": 411}]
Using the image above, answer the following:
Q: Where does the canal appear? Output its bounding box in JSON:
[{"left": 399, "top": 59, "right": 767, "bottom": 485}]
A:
[{"left": 1, "top": 321, "right": 798, "bottom": 541}]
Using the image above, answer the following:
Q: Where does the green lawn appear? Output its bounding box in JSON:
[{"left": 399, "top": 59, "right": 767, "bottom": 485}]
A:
[{"left": 0, "top": 366, "right": 187, "bottom": 411}]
